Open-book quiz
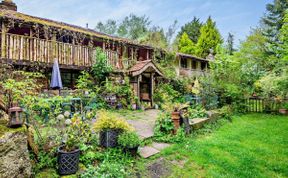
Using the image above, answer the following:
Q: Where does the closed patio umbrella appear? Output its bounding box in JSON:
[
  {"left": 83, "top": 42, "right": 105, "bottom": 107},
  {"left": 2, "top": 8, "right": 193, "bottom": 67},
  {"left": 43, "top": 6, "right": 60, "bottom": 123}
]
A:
[{"left": 50, "top": 59, "right": 63, "bottom": 90}]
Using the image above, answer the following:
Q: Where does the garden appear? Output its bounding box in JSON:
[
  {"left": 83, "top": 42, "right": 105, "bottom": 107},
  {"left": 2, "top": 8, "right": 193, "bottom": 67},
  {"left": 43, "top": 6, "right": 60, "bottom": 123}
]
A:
[{"left": 0, "top": 1, "right": 288, "bottom": 178}]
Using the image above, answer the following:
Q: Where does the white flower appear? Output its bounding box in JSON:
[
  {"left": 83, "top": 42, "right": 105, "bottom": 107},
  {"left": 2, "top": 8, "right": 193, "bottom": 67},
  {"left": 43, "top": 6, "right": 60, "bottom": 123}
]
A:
[
  {"left": 64, "top": 111, "right": 71, "bottom": 118},
  {"left": 65, "top": 119, "right": 72, "bottom": 125},
  {"left": 57, "top": 114, "right": 64, "bottom": 121}
]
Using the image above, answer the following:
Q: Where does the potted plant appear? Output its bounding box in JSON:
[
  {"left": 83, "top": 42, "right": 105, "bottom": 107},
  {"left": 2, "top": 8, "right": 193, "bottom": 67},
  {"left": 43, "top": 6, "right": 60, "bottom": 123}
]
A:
[
  {"left": 57, "top": 115, "right": 82, "bottom": 175},
  {"left": 279, "top": 102, "right": 288, "bottom": 115},
  {"left": 118, "top": 131, "right": 141, "bottom": 156},
  {"left": 171, "top": 103, "right": 189, "bottom": 134},
  {"left": 93, "top": 110, "right": 133, "bottom": 148}
]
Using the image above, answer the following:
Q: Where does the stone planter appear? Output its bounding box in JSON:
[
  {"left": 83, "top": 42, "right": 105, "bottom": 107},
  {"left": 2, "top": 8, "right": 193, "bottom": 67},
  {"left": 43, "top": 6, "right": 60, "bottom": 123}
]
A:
[
  {"left": 171, "top": 111, "right": 181, "bottom": 134},
  {"left": 99, "top": 129, "right": 121, "bottom": 148},
  {"left": 57, "top": 146, "right": 80, "bottom": 175},
  {"left": 279, "top": 108, "right": 288, "bottom": 115}
]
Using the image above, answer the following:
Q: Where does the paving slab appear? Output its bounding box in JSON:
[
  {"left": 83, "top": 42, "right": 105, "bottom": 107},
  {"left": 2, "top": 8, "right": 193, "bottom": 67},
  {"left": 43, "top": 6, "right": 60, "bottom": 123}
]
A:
[
  {"left": 151, "top": 142, "right": 171, "bottom": 151},
  {"left": 139, "top": 146, "right": 160, "bottom": 158},
  {"left": 127, "top": 109, "right": 160, "bottom": 139}
]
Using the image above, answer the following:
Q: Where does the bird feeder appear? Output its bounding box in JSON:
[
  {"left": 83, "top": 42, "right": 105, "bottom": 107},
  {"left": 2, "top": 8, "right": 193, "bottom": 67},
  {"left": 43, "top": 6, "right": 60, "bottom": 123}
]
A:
[{"left": 8, "top": 107, "right": 24, "bottom": 128}]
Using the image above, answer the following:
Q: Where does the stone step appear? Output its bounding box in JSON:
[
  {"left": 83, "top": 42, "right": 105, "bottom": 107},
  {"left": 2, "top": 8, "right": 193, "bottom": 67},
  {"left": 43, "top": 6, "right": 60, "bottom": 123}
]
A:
[
  {"left": 189, "top": 117, "right": 209, "bottom": 130},
  {"left": 139, "top": 142, "right": 171, "bottom": 158},
  {"left": 139, "top": 146, "right": 160, "bottom": 158}
]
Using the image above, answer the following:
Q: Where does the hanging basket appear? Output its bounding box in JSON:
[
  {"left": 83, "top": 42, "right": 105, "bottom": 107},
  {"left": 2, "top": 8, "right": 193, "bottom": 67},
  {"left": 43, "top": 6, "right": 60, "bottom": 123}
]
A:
[
  {"left": 57, "top": 146, "right": 80, "bottom": 175},
  {"left": 99, "top": 129, "right": 121, "bottom": 148}
]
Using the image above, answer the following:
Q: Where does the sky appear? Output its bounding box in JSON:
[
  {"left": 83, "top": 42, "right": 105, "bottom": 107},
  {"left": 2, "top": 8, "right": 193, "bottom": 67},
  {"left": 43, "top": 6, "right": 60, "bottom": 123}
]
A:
[{"left": 14, "top": 0, "right": 273, "bottom": 46}]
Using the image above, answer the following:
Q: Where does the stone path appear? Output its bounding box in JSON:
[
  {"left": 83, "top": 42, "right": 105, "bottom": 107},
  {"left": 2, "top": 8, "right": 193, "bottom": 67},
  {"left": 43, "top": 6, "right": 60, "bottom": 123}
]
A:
[
  {"left": 127, "top": 109, "right": 159, "bottom": 139},
  {"left": 124, "top": 109, "right": 171, "bottom": 158}
]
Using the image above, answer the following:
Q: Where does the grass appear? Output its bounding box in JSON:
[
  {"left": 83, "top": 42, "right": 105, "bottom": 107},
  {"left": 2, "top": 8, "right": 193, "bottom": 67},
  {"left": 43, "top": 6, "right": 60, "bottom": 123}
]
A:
[{"left": 142, "top": 114, "right": 288, "bottom": 178}]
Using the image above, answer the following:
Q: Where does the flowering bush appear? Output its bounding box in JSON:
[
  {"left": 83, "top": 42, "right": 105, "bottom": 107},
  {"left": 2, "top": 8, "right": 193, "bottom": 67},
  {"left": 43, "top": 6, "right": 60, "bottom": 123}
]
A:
[{"left": 93, "top": 110, "right": 133, "bottom": 132}]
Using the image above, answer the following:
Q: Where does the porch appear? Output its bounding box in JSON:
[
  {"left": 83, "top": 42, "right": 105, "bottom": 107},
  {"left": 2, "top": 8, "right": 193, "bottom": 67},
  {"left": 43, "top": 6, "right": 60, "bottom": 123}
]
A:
[{"left": 128, "top": 60, "right": 163, "bottom": 107}]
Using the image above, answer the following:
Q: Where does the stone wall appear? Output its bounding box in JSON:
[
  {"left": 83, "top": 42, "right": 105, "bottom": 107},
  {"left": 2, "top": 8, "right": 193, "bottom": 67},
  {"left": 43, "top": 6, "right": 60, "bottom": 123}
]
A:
[{"left": 0, "top": 124, "right": 32, "bottom": 178}]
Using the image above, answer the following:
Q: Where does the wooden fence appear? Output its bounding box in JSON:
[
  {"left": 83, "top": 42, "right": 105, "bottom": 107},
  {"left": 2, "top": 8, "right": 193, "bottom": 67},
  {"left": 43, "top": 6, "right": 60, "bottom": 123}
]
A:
[{"left": 246, "top": 97, "right": 287, "bottom": 113}]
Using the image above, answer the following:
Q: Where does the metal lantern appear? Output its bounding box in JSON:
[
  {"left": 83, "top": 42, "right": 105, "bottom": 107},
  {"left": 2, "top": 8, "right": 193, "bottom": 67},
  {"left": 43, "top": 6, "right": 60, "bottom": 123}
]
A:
[{"left": 8, "top": 107, "right": 24, "bottom": 128}]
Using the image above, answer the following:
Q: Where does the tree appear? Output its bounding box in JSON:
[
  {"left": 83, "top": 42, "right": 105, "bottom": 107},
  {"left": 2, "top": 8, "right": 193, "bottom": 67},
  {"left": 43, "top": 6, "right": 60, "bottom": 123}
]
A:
[
  {"left": 178, "top": 32, "right": 195, "bottom": 54},
  {"left": 226, "top": 32, "right": 235, "bottom": 55},
  {"left": 140, "top": 26, "right": 168, "bottom": 49},
  {"left": 177, "top": 17, "right": 202, "bottom": 43},
  {"left": 196, "top": 16, "right": 222, "bottom": 58},
  {"left": 117, "top": 14, "right": 151, "bottom": 40},
  {"left": 279, "top": 10, "right": 288, "bottom": 61},
  {"left": 262, "top": 0, "right": 288, "bottom": 43},
  {"left": 165, "top": 20, "right": 178, "bottom": 46},
  {"left": 95, "top": 19, "right": 118, "bottom": 35}
]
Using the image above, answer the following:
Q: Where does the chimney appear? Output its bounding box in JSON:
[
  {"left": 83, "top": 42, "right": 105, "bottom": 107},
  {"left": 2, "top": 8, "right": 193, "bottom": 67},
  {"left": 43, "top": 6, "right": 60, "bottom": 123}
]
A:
[{"left": 0, "top": 0, "right": 17, "bottom": 11}]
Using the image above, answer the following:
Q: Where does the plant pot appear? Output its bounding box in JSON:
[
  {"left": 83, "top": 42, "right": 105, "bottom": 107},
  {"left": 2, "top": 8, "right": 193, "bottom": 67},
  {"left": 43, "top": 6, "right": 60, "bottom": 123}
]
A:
[
  {"left": 99, "top": 129, "right": 121, "bottom": 148},
  {"left": 57, "top": 146, "right": 80, "bottom": 175},
  {"left": 116, "top": 103, "right": 123, "bottom": 110},
  {"left": 279, "top": 108, "right": 288, "bottom": 115},
  {"left": 123, "top": 145, "right": 139, "bottom": 156},
  {"left": 132, "top": 104, "right": 137, "bottom": 110},
  {"left": 171, "top": 111, "right": 181, "bottom": 134}
]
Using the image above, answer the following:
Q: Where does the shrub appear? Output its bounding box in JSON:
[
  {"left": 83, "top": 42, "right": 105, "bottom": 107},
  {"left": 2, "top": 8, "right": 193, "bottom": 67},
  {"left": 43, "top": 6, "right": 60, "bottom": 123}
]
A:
[
  {"left": 91, "top": 47, "right": 112, "bottom": 83},
  {"left": 186, "top": 105, "right": 207, "bottom": 119},
  {"left": 118, "top": 131, "right": 141, "bottom": 148},
  {"left": 93, "top": 110, "right": 133, "bottom": 132},
  {"left": 154, "top": 112, "right": 174, "bottom": 136}
]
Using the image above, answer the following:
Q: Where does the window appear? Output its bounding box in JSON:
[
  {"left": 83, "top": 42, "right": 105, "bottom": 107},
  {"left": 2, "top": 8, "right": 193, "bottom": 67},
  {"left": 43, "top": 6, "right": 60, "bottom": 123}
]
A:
[
  {"left": 180, "top": 58, "right": 188, "bottom": 68},
  {"left": 201, "top": 62, "right": 206, "bottom": 70},
  {"left": 192, "top": 61, "right": 197, "bottom": 69}
]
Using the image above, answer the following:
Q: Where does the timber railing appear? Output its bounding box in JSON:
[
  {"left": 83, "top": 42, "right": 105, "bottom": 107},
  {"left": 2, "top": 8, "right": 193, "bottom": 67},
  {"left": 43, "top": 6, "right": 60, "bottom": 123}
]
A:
[{"left": 0, "top": 33, "right": 133, "bottom": 70}]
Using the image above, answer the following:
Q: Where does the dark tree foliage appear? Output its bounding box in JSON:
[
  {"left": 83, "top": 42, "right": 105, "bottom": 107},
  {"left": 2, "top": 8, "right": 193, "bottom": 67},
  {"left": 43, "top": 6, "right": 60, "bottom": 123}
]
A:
[
  {"left": 117, "top": 14, "right": 151, "bottom": 40},
  {"left": 95, "top": 20, "right": 118, "bottom": 35},
  {"left": 261, "top": 0, "right": 288, "bottom": 43},
  {"left": 226, "top": 32, "right": 235, "bottom": 55},
  {"left": 177, "top": 17, "right": 203, "bottom": 43}
]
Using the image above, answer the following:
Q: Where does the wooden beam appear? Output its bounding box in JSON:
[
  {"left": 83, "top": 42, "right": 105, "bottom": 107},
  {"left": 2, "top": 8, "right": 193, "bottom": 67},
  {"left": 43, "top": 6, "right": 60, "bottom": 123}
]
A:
[
  {"left": 1, "top": 22, "right": 7, "bottom": 58},
  {"left": 150, "top": 73, "right": 154, "bottom": 107}
]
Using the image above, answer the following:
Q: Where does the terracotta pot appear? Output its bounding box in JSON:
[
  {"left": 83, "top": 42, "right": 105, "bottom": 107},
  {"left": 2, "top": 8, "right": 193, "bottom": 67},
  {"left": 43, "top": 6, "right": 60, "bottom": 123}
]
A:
[
  {"left": 279, "top": 109, "right": 288, "bottom": 115},
  {"left": 171, "top": 111, "right": 180, "bottom": 134}
]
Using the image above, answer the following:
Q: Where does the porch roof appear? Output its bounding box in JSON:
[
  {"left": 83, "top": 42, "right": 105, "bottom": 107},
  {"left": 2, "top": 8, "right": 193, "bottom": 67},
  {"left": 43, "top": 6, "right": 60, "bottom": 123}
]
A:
[
  {"left": 176, "top": 52, "right": 212, "bottom": 62},
  {"left": 128, "top": 60, "right": 163, "bottom": 77}
]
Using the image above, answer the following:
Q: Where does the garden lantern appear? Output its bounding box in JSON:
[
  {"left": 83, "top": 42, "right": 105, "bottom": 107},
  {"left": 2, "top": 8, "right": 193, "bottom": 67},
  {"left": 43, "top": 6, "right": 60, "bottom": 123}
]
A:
[{"left": 8, "top": 106, "right": 24, "bottom": 128}]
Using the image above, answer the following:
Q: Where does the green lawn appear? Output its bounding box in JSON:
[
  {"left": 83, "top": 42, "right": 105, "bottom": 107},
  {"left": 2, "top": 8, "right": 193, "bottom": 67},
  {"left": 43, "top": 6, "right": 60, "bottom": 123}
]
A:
[{"left": 152, "top": 114, "right": 288, "bottom": 178}]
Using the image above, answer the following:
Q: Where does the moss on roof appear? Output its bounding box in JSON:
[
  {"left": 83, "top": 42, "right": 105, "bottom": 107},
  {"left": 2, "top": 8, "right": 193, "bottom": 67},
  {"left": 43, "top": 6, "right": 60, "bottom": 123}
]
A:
[{"left": 0, "top": 9, "right": 155, "bottom": 49}]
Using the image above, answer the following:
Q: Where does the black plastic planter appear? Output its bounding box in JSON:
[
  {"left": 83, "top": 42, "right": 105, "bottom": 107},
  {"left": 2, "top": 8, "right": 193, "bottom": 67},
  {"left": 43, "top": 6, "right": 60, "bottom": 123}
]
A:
[
  {"left": 99, "top": 129, "right": 121, "bottom": 148},
  {"left": 57, "top": 146, "right": 80, "bottom": 175},
  {"left": 124, "top": 146, "right": 139, "bottom": 157}
]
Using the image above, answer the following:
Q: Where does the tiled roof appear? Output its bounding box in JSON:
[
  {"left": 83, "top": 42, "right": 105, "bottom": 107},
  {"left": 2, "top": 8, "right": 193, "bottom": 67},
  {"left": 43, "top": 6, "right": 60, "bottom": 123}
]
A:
[
  {"left": 129, "top": 60, "right": 163, "bottom": 76},
  {"left": 129, "top": 60, "right": 151, "bottom": 72}
]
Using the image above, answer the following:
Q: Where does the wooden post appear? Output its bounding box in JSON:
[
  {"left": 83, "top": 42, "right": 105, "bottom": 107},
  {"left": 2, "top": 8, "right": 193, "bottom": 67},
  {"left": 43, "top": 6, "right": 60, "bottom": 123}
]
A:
[
  {"left": 150, "top": 73, "right": 154, "bottom": 107},
  {"left": 52, "top": 32, "right": 57, "bottom": 60},
  {"left": 1, "top": 22, "right": 7, "bottom": 59},
  {"left": 137, "top": 75, "right": 141, "bottom": 102}
]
